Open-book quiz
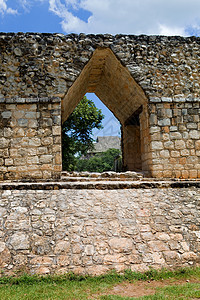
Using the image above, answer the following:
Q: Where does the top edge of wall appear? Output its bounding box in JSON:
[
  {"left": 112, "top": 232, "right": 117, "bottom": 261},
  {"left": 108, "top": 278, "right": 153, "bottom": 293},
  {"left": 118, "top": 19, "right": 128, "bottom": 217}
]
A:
[{"left": 0, "top": 32, "right": 200, "bottom": 42}]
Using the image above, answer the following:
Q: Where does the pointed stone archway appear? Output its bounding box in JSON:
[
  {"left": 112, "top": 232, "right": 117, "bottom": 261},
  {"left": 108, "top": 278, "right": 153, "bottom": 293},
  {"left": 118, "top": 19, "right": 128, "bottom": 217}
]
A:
[{"left": 62, "top": 48, "right": 150, "bottom": 173}]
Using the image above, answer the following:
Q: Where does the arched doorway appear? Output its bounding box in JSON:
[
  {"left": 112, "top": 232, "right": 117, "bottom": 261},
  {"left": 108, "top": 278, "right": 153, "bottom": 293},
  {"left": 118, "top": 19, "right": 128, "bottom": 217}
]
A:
[{"left": 62, "top": 48, "right": 149, "bottom": 173}]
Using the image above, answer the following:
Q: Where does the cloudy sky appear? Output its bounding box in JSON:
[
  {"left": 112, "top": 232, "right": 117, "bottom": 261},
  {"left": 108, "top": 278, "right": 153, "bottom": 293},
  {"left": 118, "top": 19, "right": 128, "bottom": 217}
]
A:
[
  {"left": 1, "top": 0, "right": 200, "bottom": 137},
  {"left": 0, "top": 0, "right": 200, "bottom": 36}
]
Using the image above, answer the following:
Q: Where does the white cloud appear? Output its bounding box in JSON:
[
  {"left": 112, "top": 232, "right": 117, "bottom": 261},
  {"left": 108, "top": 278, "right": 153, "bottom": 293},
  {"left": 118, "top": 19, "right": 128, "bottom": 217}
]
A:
[
  {"left": 18, "top": 0, "right": 31, "bottom": 11},
  {"left": 49, "top": 0, "right": 87, "bottom": 32},
  {"left": 0, "top": 0, "right": 18, "bottom": 15},
  {"left": 47, "top": 0, "right": 200, "bottom": 35},
  {"left": 18, "top": 0, "right": 46, "bottom": 12},
  {"left": 158, "top": 25, "right": 185, "bottom": 36}
]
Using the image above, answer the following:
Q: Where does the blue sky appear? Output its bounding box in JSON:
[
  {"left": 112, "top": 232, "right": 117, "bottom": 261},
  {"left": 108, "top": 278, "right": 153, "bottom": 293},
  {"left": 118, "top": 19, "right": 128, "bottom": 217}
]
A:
[
  {"left": 86, "top": 93, "right": 121, "bottom": 139},
  {"left": 1, "top": 0, "right": 200, "bottom": 137},
  {"left": 1, "top": 0, "right": 200, "bottom": 36}
]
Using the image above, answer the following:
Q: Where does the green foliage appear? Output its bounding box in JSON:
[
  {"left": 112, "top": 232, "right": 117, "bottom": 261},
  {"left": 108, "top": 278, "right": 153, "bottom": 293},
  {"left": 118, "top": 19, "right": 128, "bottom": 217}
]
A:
[
  {"left": 62, "top": 96, "right": 104, "bottom": 171},
  {"left": 76, "top": 148, "right": 121, "bottom": 172}
]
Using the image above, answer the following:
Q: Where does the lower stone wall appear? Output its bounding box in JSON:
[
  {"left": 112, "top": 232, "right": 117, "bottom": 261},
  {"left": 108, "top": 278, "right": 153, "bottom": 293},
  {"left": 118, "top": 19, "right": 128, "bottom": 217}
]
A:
[{"left": 0, "top": 183, "right": 199, "bottom": 276}]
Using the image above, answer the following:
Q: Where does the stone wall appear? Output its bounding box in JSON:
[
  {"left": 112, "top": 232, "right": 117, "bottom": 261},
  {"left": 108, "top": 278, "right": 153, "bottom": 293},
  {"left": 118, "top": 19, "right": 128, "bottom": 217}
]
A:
[
  {"left": 0, "top": 98, "right": 61, "bottom": 181},
  {"left": 149, "top": 98, "right": 200, "bottom": 178},
  {"left": 0, "top": 183, "right": 199, "bottom": 276},
  {"left": 1, "top": 33, "right": 200, "bottom": 178},
  {"left": 0, "top": 33, "right": 200, "bottom": 100}
]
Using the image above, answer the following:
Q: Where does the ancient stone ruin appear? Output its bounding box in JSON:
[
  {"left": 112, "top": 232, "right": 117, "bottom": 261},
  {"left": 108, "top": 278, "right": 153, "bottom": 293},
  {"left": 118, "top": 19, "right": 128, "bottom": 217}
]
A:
[
  {"left": 0, "top": 33, "right": 200, "bottom": 276},
  {"left": 0, "top": 33, "right": 200, "bottom": 180}
]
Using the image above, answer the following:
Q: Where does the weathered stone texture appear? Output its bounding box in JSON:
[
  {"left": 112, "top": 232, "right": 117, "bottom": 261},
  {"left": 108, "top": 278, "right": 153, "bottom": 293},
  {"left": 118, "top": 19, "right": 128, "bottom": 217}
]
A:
[
  {"left": 1, "top": 33, "right": 200, "bottom": 179},
  {"left": 149, "top": 99, "right": 200, "bottom": 178},
  {"left": 0, "top": 33, "right": 200, "bottom": 100},
  {"left": 0, "top": 98, "right": 61, "bottom": 181},
  {"left": 0, "top": 187, "right": 199, "bottom": 275}
]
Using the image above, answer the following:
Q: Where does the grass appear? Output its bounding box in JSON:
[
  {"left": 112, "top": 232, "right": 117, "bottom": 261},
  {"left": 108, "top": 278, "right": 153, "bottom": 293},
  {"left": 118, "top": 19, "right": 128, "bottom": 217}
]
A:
[{"left": 0, "top": 267, "right": 199, "bottom": 299}]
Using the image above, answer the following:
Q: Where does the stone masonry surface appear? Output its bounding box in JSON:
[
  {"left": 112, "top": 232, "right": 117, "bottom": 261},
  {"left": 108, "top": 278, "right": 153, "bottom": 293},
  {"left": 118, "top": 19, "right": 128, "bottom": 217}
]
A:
[
  {"left": 1, "top": 33, "right": 200, "bottom": 178},
  {"left": 0, "top": 33, "right": 200, "bottom": 99},
  {"left": 0, "top": 185, "right": 199, "bottom": 276},
  {"left": 0, "top": 33, "right": 200, "bottom": 277},
  {"left": 0, "top": 97, "right": 61, "bottom": 181},
  {"left": 149, "top": 100, "right": 200, "bottom": 178}
]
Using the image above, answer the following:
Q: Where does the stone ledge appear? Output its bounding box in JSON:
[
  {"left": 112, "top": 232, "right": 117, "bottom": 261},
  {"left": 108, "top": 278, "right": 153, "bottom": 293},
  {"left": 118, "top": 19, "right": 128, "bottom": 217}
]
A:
[
  {"left": 149, "top": 96, "right": 200, "bottom": 103},
  {"left": 0, "top": 97, "right": 61, "bottom": 104},
  {"left": 0, "top": 180, "right": 200, "bottom": 190},
  {"left": 62, "top": 171, "right": 143, "bottom": 179}
]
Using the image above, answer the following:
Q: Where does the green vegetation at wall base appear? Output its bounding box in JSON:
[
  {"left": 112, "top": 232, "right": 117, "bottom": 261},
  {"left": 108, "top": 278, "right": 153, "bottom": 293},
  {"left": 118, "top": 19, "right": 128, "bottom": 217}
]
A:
[{"left": 0, "top": 267, "right": 199, "bottom": 300}]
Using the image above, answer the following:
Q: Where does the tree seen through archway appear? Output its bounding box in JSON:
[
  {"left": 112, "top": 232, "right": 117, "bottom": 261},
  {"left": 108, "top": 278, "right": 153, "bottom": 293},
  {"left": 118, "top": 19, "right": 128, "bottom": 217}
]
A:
[{"left": 62, "top": 93, "right": 121, "bottom": 172}]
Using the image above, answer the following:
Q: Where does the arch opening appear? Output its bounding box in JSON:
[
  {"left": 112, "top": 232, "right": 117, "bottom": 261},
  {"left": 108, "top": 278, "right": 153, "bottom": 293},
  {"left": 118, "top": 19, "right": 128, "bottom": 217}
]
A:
[{"left": 62, "top": 48, "right": 149, "bottom": 173}]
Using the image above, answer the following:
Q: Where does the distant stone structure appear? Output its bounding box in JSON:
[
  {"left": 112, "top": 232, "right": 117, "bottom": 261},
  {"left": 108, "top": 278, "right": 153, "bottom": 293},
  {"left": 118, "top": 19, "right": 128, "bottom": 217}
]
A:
[
  {"left": 87, "top": 136, "right": 121, "bottom": 156},
  {"left": 0, "top": 33, "right": 200, "bottom": 180}
]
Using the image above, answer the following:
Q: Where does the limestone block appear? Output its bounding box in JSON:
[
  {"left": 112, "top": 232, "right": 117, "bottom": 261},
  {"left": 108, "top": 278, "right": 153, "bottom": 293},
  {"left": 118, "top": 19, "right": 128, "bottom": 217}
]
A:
[
  {"left": 104, "top": 254, "right": 126, "bottom": 264},
  {"left": 29, "top": 119, "right": 38, "bottom": 128},
  {"left": 148, "top": 241, "right": 169, "bottom": 252},
  {"left": 25, "top": 112, "right": 37, "bottom": 119},
  {"left": 18, "top": 118, "right": 28, "bottom": 127},
  {"left": 52, "top": 126, "right": 61, "bottom": 136},
  {"left": 164, "top": 141, "right": 174, "bottom": 149},
  {"left": 151, "top": 252, "right": 165, "bottom": 264},
  {"left": 163, "top": 251, "right": 180, "bottom": 262},
  {"left": 160, "top": 150, "right": 170, "bottom": 158},
  {"left": 181, "top": 252, "right": 198, "bottom": 261},
  {"left": 57, "top": 255, "right": 70, "bottom": 266},
  {"left": 1, "top": 111, "right": 12, "bottom": 118},
  {"left": 30, "top": 256, "right": 53, "bottom": 265},
  {"left": 13, "top": 110, "right": 25, "bottom": 119},
  {"left": 174, "top": 140, "right": 186, "bottom": 150},
  {"left": 141, "top": 232, "right": 154, "bottom": 240},
  {"left": 108, "top": 238, "right": 133, "bottom": 253},
  {"left": 84, "top": 245, "right": 95, "bottom": 256},
  {"left": 86, "top": 265, "right": 109, "bottom": 276},
  {"left": 54, "top": 241, "right": 70, "bottom": 254},
  {"left": 4, "top": 128, "right": 12, "bottom": 138},
  {"left": 0, "top": 248, "right": 11, "bottom": 268},
  {"left": 181, "top": 149, "right": 190, "bottom": 156},
  {"left": 29, "top": 138, "right": 41, "bottom": 147},
  {"left": 27, "top": 156, "right": 39, "bottom": 165},
  {"left": 189, "top": 130, "right": 200, "bottom": 139},
  {"left": 171, "top": 151, "right": 180, "bottom": 158},
  {"left": 151, "top": 141, "right": 163, "bottom": 150},
  {"left": 170, "top": 132, "right": 182, "bottom": 140},
  {"left": 4, "top": 158, "right": 13, "bottom": 166},
  {"left": 155, "top": 233, "right": 170, "bottom": 241},
  {"left": 0, "top": 137, "right": 9, "bottom": 148},
  {"left": 40, "top": 155, "right": 53, "bottom": 164},
  {"left": 9, "top": 233, "right": 29, "bottom": 250},
  {"left": 0, "top": 242, "right": 6, "bottom": 252},
  {"left": 158, "top": 118, "right": 170, "bottom": 126}
]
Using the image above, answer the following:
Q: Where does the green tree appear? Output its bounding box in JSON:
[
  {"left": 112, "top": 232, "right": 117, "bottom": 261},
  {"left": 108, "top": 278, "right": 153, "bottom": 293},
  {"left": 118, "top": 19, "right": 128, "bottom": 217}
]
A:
[
  {"left": 62, "top": 96, "right": 104, "bottom": 171},
  {"left": 76, "top": 148, "right": 121, "bottom": 172}
]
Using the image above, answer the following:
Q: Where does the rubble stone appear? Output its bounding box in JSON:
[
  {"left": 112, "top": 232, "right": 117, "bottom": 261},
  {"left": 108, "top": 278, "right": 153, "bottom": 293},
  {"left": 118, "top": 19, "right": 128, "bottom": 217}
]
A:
[{"left": 0, "top": 185, "right": 199, "bottom": 275}]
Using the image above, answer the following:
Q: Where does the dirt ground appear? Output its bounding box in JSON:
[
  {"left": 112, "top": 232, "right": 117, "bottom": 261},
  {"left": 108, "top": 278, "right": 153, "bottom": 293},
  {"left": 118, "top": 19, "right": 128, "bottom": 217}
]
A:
[{"left": 92, "top": 278, "right": 200, "bottom": 299}]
